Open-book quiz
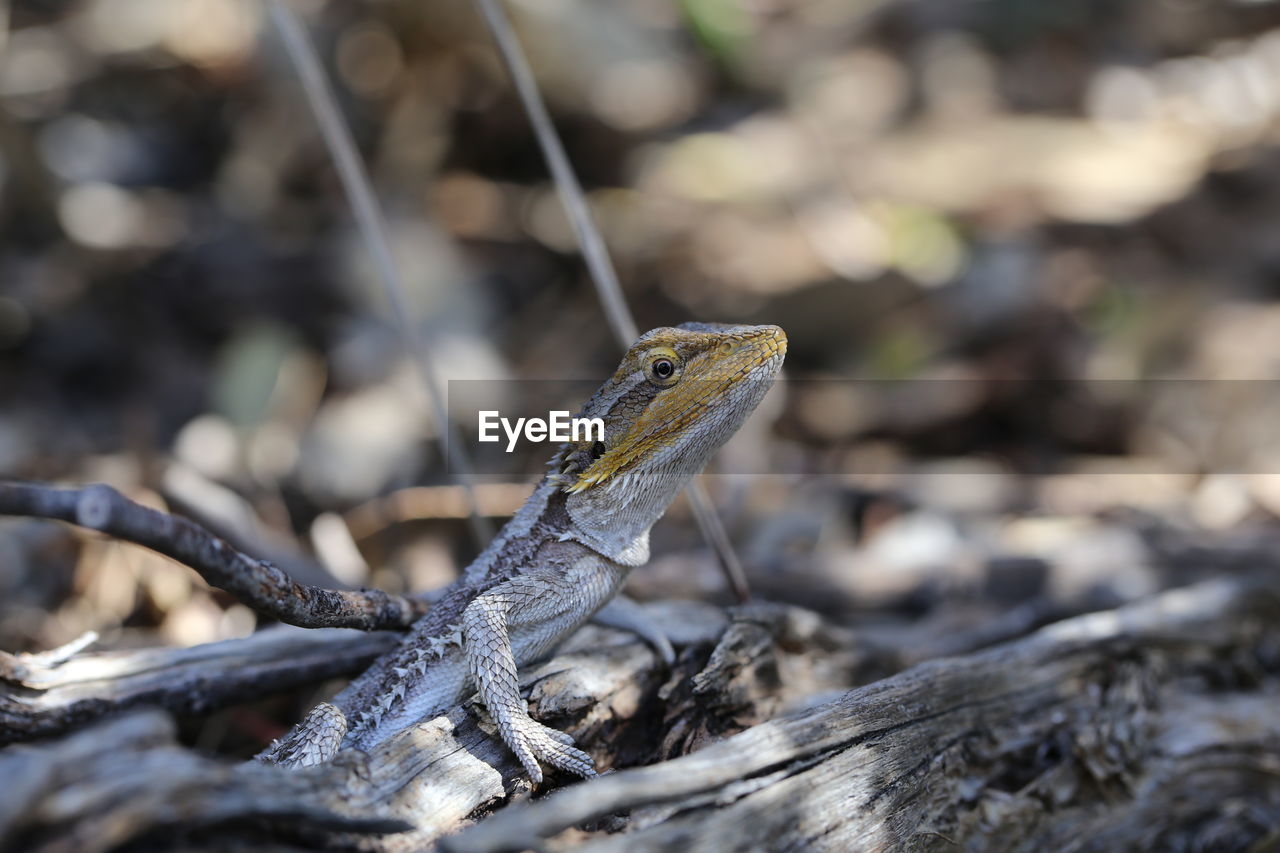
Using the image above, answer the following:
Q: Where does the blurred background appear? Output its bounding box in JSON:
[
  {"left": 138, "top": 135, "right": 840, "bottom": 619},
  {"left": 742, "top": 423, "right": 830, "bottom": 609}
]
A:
[{"left": 6, "top": 0, "right": 1280, "bottom": 719}]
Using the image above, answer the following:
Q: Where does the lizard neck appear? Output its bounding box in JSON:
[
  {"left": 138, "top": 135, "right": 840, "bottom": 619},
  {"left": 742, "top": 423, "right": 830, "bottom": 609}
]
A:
[
  {"left": 462, "top": 466, "right": 668, "bottom": 570},
  {"left": 563, "top": 451, "right": 706, "bottom": 566},
  {"left": 467, "top": 470, "right": 656, "bottom": 568}
]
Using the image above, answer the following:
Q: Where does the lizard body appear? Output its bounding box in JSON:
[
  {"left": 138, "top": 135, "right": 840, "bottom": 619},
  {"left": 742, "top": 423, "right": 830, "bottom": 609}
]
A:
[{"left": 260, "top": 322, "right": 786, "bottom": 781}]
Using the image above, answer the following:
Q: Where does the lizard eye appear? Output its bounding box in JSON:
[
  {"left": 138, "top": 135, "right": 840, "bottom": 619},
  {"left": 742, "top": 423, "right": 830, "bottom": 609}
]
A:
[
  {"left": 640, "top": 345, "right": 680, "bottom": 384},
  {"left": 644, "top": 347, "right": 681, "bottom": 386}
]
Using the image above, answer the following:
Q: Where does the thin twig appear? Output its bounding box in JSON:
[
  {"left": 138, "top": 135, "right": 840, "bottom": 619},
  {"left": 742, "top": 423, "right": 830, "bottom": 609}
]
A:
[
  {"left": 472, "top": 0, "right": 635, "bottom": 345},
  {"left": 265, "top": 0, "right": 493, "bottom": 547},
  {"left": 684, "top": 481, "right": 751, "bottom": 601},
  {"left": 0, "top": 632, "right": 98, "bottom": 684},
  {"left": 0, "top": 482, "right": 427, "bottom": 631},
  {"left": 472, "top": 0, "right": 752, "bottom": 602}
]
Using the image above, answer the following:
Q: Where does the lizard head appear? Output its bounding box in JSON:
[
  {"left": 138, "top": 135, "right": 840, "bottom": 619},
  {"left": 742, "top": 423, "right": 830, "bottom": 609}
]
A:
[{"left": 553, "top": 322, "right": 785, "bottom": 562}]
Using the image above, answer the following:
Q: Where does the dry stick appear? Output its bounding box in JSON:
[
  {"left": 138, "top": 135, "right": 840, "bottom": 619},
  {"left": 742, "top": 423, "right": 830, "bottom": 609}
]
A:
[
  {"left": 0, "top": 631, "right": 98, "bottom": 684},
  {"left": 473, "top": 0, "right": 752, "bottom": 603},
  {"left": 0, "top": 711, "right": 414, "bottom": 843},
  {"left": 0, "top": 482, "right": 427, "bottom": 631},
  {"left": 0, "top": 624, "right": 396, "bottom": 744},
  {"left": 265, "top": 0, "right": 493, "bottom": 547}
]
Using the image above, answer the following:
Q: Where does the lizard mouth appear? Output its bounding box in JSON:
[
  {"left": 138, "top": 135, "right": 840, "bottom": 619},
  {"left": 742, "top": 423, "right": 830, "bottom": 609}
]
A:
[{"left": 567, "top": 325, "right": 786, "bottom": 494}]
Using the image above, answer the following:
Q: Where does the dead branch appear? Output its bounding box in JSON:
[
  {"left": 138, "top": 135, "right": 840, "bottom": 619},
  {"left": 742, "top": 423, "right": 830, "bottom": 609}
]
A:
[
  {"left": 0, "top": 710, "right": 409, "bottom": 853},
  {"left": 161, "top": 463, "right": 348, "bottom": 590},
  {"left": 0, "top": 625, "right": 396, "bottom": 744},
  {"left": 0, "top": 481, "right": 427, "bottom": 631},
  {"left": 4, "top": 581, "right": 1279, "bottom": 852},
  {"left": 447, "top": 576, "right": 1280, "bottom": 853}
]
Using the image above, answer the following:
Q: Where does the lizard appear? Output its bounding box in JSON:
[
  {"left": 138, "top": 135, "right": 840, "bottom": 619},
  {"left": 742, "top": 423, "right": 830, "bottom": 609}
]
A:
[{"left": 259, "top": 322, "right": 787, "bottom": 783}]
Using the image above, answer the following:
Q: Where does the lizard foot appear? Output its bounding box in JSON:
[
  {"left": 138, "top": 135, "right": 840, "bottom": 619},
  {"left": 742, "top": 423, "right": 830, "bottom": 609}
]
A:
[{"left": 507, "top": 717, "right": 597, "bottom": 783}]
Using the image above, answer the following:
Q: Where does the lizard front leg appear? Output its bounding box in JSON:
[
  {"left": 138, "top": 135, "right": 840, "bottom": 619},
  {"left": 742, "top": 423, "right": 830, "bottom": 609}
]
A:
[{"left": 460, "top": 568, "right": 607, "bottom": 783}]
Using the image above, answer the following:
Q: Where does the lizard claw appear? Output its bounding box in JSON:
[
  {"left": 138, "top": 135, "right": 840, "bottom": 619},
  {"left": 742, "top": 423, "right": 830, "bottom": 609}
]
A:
[
  {"left": 506, "top": 717, "right": 598, "bottom": 781},
  {"left": 536, "top": 721, "right": 578, "bottom": 747},
  {"left": 510, "top": 733, "right": 545, "bottom": 784},
  {"left": 543, "top": 742, "right": 598, "bottom": 778},
  {"left": 525, "top": 722, "right": 597, "bottom": 779}
]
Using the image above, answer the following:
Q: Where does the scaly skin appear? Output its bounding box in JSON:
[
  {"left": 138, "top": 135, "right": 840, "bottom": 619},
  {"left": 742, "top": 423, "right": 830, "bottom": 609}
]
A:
[{"left": 259, "top": 322, "right": 786, "bottom": 782}]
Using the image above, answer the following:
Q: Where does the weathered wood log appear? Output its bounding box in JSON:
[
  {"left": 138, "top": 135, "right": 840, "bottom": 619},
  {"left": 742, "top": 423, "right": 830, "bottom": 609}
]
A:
[
  {"left": 0, "top": 593, "right": 1047, "bottom": 752},
  {"left": 0, "top": 625, "right": 681, "bottom": 853},
  {"left": 2, "top": 579, "right": 1278, "bottom": 852},
  {"left": 0, "top": 625, "right": 396, "bottom": 744},
  {"left": 0, "top": 602, "right": 791, "bottom": 851},
  {"left": 450, "top": 576, "right": 1280, "bottom": 852},
  {"left": 0, "top": 710, "right": 409, "bottom": 853}
]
